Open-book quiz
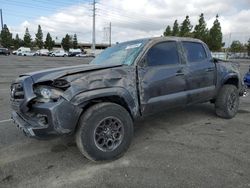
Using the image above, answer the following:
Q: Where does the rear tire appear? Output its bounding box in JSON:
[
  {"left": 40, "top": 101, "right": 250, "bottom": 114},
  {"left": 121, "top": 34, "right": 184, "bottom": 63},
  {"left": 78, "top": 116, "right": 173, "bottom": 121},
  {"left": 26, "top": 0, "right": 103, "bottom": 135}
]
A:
[
  {"left": 76, "top": 102, "right": 133, "bottom": 162},
  {"left": 215, "top": 85, "right": 239, "bottom": 119}
]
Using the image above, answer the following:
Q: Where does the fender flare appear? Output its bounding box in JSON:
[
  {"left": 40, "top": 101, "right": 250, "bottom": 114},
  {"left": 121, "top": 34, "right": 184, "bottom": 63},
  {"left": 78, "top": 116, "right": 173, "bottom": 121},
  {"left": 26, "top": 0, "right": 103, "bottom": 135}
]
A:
[
  {"left": 70, "top": 87, "right": 139, "bottom": 118},
  {"left": 221, "top": 73, "right": 239, "bottom": 87}
]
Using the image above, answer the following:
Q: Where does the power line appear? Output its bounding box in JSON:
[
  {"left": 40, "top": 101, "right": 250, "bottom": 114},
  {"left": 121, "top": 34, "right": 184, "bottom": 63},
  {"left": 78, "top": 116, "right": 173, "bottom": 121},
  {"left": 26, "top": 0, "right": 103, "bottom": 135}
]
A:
[
  {"left": 35, "top": 0, "right": 83, "bottom": 7},
  {"left": 96, "top": 8, "right": 163, "bottom": 30},
  {"left": 3, "top": 0, "right": 59, "bottom": 12},
  {"left": 97, "top": 11, "right": 162, "bottom": 31},
  {"left": 4, "top": 1, "right": 162, "bottom": 31},
  {"left": 3, "top": 0, "right": 92, "bottom": 16},
  {"left": 37, "top": 0, "right": 93, "bottom": 6},
  {"left": 96, "top": 3, "right": 163, "bottom": 25},
  {"left": 2, "top": 8, "right": 92, "bottom": 35}
]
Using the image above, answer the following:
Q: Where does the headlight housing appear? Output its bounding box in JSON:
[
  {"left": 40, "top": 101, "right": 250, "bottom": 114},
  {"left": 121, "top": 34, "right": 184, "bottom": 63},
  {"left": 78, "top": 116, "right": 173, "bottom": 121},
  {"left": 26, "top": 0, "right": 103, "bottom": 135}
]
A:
[{"left": 34, "top": 86, "right": 64, "bottom": 102}]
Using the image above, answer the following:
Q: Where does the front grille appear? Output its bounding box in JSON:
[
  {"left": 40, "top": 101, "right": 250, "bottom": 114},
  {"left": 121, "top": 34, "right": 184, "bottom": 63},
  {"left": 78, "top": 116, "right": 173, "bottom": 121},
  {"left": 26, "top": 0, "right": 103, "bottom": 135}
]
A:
[{"left": 11, "top": 83, "right": 24, "bottom": 100}]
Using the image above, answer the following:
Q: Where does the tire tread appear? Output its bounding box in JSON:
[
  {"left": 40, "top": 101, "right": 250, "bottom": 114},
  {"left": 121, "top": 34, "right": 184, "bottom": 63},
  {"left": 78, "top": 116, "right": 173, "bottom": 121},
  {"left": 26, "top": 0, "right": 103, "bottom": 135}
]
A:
[
  {"left": 215, "top": 84, "right": 239, "bottom": 119},
  {"left": 76, "top": 102, "right": 133, "bottom": 162}
]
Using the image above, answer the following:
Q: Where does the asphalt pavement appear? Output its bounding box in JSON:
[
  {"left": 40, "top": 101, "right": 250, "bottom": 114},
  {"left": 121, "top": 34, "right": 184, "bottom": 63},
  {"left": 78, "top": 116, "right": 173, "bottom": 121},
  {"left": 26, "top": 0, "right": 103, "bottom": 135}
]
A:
[{"left": 0, "top": 55, "right": 250, "bottom": 188}]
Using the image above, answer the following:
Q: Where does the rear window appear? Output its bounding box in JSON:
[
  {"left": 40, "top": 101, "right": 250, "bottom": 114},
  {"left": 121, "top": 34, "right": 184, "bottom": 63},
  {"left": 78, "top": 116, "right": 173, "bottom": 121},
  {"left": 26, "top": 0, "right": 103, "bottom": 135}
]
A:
[{"left": 182, "top": 42, "right": 207, "bottom": 62}]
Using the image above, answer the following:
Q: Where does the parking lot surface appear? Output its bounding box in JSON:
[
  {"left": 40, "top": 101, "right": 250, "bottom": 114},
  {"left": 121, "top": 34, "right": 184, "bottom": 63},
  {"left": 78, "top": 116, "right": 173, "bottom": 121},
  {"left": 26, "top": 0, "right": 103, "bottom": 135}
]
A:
[{"left": 0, "top": 55, "right": 250, "bottom": 188}]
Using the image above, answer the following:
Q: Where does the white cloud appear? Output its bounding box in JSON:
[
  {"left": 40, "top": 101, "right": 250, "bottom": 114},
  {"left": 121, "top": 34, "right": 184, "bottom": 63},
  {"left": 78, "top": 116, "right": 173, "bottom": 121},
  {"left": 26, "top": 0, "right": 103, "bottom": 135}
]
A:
[{"left": 8, "top": 0, "right": 250, "bottom": 45}]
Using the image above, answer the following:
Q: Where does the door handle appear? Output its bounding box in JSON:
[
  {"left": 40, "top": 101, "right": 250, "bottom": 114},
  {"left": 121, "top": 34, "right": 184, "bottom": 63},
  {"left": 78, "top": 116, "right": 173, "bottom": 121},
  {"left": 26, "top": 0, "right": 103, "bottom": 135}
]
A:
[
  {"left": 175, "top": 70, "right": 185, "bottom": 76},
  {"left": 206, "top": 68, "right": 214, "bottom": 72}
]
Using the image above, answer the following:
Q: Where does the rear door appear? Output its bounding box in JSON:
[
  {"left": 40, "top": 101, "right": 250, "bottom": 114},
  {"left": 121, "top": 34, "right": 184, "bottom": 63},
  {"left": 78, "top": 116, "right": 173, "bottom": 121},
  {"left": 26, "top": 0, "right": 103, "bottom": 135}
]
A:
[
  {"left": 181, "top": 41, "right": 216, "bottom": 104},
  {"left": 138, "top": 41, "right": 187, "bottom": 115}
]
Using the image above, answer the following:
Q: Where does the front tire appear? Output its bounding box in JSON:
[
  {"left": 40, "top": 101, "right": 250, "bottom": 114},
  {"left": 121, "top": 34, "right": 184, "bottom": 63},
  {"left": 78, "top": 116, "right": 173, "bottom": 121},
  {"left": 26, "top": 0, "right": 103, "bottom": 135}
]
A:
[
  {"left": 215, "top": 85, "right": 239, "bottom": 119},
  {"left": 76, "top": 102, "right": 133, "bottom": 162}
]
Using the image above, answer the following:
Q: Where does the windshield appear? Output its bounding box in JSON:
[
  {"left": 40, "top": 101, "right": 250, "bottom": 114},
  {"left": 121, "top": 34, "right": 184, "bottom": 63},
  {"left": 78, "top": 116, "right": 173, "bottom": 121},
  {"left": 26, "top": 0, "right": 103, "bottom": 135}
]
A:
[{"left": 91, "top": 39, "right": 148, "bottom": 65}]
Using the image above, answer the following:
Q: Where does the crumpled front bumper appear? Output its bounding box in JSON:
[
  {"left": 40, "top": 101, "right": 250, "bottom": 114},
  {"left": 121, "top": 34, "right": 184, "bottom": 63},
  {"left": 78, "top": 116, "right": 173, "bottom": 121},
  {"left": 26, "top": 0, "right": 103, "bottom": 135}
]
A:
[
  {"left": 11, "top": 98, "right": 82, "bottom": 139},
  {"left": 12, "top": 111, "right": 37, "bottom": 137}
]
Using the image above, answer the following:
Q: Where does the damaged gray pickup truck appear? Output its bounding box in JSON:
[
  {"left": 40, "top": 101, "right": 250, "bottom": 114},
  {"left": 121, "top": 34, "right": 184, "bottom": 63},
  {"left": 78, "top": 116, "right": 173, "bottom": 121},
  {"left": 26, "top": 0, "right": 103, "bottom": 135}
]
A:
[{"left": 11, "top": 37, "right": 245, "bottom": 161}]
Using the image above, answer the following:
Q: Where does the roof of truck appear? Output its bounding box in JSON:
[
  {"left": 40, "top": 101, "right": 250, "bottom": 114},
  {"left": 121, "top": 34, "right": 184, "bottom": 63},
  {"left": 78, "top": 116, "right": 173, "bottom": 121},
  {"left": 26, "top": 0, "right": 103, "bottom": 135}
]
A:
[
  {"left": 148, "top": 36, "right": 203, "bottom": 42},
  {"left": 121, "top": 36, "right": 204, "bottom": 46}
]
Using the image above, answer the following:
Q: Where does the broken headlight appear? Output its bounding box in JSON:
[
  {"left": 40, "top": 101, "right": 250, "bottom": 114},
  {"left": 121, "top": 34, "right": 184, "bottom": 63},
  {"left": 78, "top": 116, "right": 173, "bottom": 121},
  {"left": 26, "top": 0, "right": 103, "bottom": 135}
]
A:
[{"left": 34, "top": 86, "right": 64, "bottom": 102}]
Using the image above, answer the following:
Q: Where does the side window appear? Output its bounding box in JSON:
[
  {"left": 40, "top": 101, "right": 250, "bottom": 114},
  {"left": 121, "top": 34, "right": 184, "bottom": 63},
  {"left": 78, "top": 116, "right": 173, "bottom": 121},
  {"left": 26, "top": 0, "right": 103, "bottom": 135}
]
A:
[
  {"left": 182, "top": 42, "right": 207, "bottom": 62},
  {"left": 147, "top": 41, "right": 180, "bottom": 66}
]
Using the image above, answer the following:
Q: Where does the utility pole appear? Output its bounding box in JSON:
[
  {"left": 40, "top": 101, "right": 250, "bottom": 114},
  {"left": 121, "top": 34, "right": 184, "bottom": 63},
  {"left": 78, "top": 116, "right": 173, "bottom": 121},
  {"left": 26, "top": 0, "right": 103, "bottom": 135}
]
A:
[
  {"left": 109, "top": 22, "right": 111, "bottom": 46},
  {"left": 226, "top": 33, "right": 232, "bottom": 59},
  {"left": 0, "top": 9, "right": 3, "bottom": 30},
  {"left": 229, "top": 33, "right": 232, "bottom": 48},
  {"left": 91, "top": 0, "right": 96, "bottom": 54}
]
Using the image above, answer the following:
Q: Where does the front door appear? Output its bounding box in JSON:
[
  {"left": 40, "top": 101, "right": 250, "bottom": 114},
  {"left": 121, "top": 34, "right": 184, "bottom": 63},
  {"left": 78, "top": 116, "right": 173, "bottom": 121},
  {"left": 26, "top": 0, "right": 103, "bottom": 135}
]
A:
[{"left": 138, "top": 41, "right": 187, "bottom": 116}]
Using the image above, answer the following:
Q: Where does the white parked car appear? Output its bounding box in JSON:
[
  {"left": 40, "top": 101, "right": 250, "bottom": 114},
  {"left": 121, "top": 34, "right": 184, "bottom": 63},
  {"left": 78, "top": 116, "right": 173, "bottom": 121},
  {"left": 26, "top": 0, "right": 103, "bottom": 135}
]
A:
[
  {"left": 13, "top": 47, "right": 31, "bottom": 55},
  {"left": 69, "top": 48, "right": 81, "bottom": 53},
  {"left": 75, "top": 53, "right": 88, "bottom": 57},
  {"left": 76, "top": 53, "right": 95, "bottom": 57},
  {"left": 18, "top": 51, "right": 35, "bottom": 56},
  {"left": 35, "top": 49, "right": 49, "bottom": 56},
  {"left": 51, "top": 50, "right": 68, "bottom": 57},
  {"left": 69, "top": 49, "right": 82, "bottom": 57}
]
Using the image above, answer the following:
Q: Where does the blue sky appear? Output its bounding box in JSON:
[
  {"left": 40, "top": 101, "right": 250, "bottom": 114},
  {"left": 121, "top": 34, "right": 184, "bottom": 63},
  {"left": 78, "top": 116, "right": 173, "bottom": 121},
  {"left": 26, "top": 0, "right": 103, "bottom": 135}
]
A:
[
  {"left": 1, "top": 0, "right": 250, "bottom": 45},
  {"left": 1, "top": 0, "right": 91, "bottom": 25}
]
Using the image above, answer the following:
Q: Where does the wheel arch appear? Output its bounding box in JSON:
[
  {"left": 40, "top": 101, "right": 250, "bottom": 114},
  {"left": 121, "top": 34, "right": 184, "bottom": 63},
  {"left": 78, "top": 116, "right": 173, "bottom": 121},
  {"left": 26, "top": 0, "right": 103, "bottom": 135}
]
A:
[
  {"left": 222, "top": 74, "right": 239, "bottom": 88},
  {"left": 71, "top": 87, "right": 139, "bottom": 120}
]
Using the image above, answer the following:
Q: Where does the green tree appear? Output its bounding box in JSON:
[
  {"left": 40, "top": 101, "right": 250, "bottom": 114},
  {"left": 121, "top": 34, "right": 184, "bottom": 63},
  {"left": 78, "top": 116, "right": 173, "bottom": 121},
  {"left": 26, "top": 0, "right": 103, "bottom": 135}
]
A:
[
  {"left": 163, "top": 25, "right": 172, "bottom": 36},
  {"left": 207, "top": 15, "right": 223, "bottom": 51},
  {"left": 13, "top": 34, "right": 22, "bottom": 49},
  {"left": 247, "top": 38, "right": 250, "bottom": 56},
  {"left": 0, "top": 24, "right": 13, "bottom": 48},
  {"left": 23, "top": 28, "right": 32, "bottom": 47},
  {"left": 179, "top": 16, "right": 193, "bottom": 37},
  {"left": 73, "top": 34, "right": 78, "bottom": 49},
  {"left": 230, "top": 40, "right": 244, "bottom": 53},
  {"left": 35, "top": 25, "right": 43, "bottom": 49},
  {"left": 193, "top": 13, "right": 208, "bottom": 43},
  {"left": 172, "top": 20, "right": 179, "bottom": 36},
  {"left": 44, "top": 32, "right": 55, "bottom": 51},
  {"left": 61, "top": 34, "right": 72, "bottom": 51}
]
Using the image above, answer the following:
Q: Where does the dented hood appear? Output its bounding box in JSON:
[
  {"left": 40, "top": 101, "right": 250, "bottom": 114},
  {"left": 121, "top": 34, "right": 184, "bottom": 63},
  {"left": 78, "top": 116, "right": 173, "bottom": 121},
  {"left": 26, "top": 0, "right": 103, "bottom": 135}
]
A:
[{"left": 20, "top": 63, "right": 123, "bottom": 83}]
